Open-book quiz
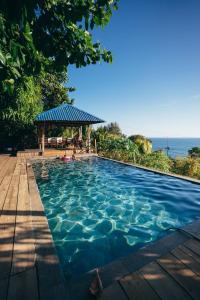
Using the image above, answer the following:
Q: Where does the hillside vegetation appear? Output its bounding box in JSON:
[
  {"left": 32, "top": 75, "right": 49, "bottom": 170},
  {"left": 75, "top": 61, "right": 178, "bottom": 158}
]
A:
[{"left": 92, "top": 123, "right": 200, "bottom": 180}]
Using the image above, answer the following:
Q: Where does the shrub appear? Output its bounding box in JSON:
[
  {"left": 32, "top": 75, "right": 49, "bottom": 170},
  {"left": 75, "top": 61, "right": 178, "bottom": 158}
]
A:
[
  {"left": 138, "top": 151, "right": 172, "bottom": 172},
  {"left": 98, "top": 138, "right": 140, "bottom": 163},
  {"left": 128, "top": 135, "right": 152, "bottom": 154},
  {"left": 172, "top": 157, "right": 200, "bottom": 179}
]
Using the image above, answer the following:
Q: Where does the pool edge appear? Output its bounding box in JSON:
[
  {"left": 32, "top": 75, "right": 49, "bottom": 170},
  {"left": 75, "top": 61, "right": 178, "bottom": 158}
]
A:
[{"left": 98, "top": 155, "right": 200, "bottom": 185}]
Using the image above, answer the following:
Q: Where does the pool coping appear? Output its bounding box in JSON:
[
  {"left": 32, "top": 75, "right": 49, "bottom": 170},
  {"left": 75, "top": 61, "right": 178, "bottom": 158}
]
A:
[{"left": 98, "top": 155, "right": 200, "bottom": 185}]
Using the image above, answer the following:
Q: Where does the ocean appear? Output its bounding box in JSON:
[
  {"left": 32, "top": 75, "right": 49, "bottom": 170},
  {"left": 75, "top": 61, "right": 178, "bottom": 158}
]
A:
[{"left": 150, "top": 138, "right": 200, "bottom": 158}]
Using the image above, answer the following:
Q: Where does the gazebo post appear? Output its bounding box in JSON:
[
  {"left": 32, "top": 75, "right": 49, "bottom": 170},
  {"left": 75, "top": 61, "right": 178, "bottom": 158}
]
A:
[
  {"left": 79, "top": 126, "right": 82, "bottom": 140},
  {"left": 38, "top": 125, "right": 42, "bottom": 151},
  {"left": 87, "top": 125, "right": 91, "bottom": 153},
  {"left": 41, "top": 125, "right": 45, "bottom": 154}
]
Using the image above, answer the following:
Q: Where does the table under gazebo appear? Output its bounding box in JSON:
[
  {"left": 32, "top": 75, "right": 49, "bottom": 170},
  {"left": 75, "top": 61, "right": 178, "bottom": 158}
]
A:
[{"left": 35, "top": 103, "right": 104, "bottom": 155}]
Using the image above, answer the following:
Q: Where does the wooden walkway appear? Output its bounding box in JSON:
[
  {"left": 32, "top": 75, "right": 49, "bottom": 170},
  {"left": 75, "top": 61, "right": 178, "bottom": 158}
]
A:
[{"left": 0, "top": 156, "right": 68, "bottom": 300}]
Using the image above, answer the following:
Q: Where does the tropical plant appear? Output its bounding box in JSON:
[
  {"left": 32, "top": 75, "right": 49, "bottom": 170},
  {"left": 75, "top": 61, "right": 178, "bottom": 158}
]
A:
[
  {"left": 0, "top": 0, "right": 119, "bottom": 94},
  {"left": 0, "top": 76, "right": 43, "bottom": 149},
  {"left": 92, "top": 122, "right": 123, "bottom": 144},
  {"left": 98, "top": 137, "right": 140, "bottom": 163},
  {"left": 0, "top": 0, "right": 119, "bottom": 149},
  {"left": 172, "top": 157, "right": 200, "bottom": 179},
  {"left": 39, "top": 71, "right": 75, "bottom": 111},
  {"left": 129, "top": 134, "right": 152, "bottom": 154},
  {"left": 137, "top": 151, "right": 172, "bottom": 172},
  {"left": 105, "top": 122, "right": 123, "bottom": 137}
]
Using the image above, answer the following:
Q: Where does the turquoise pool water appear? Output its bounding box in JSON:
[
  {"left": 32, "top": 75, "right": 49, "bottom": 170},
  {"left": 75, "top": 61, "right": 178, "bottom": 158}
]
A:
[{"left": 33, "top": 157, "right": 200, "bottom": 280}]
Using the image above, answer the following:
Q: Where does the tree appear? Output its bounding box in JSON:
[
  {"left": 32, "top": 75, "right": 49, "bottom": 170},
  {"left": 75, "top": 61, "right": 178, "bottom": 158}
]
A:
[
  {"left": 92, "top": 122, "right": 123, "bottom": 144},
  {"left": 39, "top": 71, "right": 75, "bottom": 111},
  {"left": 188, "top": 147, "right": 200, "bottom": 158},
  {"left": 0, "top": 71, "right": 75, "bottom": 149},
  {"left": 105, "top": 122, "right": 122, "bottom": 136},
  {"left": 129, "top": 135, "right": 152, "bottom": 154},
  {"left": 0, "top": 76, "right": 43, "bottom": 149},
  {"left": 98, "top": 137, "right": 140, "bottom": 163},
  {"left": 0, "top": 1, "right": 119, "bottom": 149},
  {"left": 0, "top": 0, "right": 119, "bottom": 94}
]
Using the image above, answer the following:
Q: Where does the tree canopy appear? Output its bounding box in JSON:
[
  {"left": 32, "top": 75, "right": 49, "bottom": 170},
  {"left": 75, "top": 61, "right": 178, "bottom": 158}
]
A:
[
  {"left": 0, "top": 0, "right": 119, "bottom": 94},
  {"left": 0, "top": 0, "right": 119, "bottom": 150},
  {"left": 129, "top": 135, "right": 152, "bottom": 154}
]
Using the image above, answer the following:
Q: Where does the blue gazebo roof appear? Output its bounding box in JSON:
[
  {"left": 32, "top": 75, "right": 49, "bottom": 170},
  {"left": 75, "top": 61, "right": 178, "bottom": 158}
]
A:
[{"left": 35, "top": 103, "right": 104, "bottom": 125}]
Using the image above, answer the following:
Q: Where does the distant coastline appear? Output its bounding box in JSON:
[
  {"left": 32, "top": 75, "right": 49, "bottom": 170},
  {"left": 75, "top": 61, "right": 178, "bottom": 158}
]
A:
[{"left": 150, "top": 138, "right": 200, "bottom": 158}]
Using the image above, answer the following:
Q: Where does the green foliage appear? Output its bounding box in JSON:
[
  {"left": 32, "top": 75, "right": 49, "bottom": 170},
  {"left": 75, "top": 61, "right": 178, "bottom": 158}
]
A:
[
  {"left": 92, "top": 122, "right": 123, "bottom": 144},
  {"left": 39, "top": 71, "right": 75, "bottom": 110},
  {"left": 188, "top": 147, "right": 200, "bottom": 158},
  {"left": 93, "top": 125, "right": 200, "bottom": 179},
  {"left": 0, "top": 76, "right": 43, "bottom": 149},
  {"left": 7, "top": 76, "right": 42, "bottom": 124},
  {"left": 129, "top": 135, "right": 152, "bottom": 154},
  {"left": 139, "top": 151, "right": 172, "bottom": 172},
  {"left": 172, "top": 157, "right": 200, "bottom": 179},
  {"left": 98, "top": 137, "right": 140, "bottom": 163},
  {"left": 0, "top": 70, "right": 76, "bottom": 149},
  {"left": 0, "top": 0, "right": 119, "bottom": 149},
  {"left": 105, "top": 122, "right": 123, "bottom": 137},
  {"left": 0, "top": 0, "right": 119, "bottom": 94}
]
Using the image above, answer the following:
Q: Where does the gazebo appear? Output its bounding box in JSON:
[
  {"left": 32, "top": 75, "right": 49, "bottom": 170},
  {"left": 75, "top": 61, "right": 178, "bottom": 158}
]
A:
[{"left": 35, "top": 103, "right": 104, "bottom": 154}]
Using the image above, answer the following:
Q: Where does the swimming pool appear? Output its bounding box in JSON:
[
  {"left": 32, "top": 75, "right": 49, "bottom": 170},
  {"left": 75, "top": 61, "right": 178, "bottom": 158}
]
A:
[{"left": 33, "top": 157, "right": 200, "bottom": 280}]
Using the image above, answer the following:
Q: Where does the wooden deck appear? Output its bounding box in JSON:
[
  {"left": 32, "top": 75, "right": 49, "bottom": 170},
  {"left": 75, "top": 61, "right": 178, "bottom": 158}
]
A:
[
  {"left": 17, "top": 148, "right": 95, "bottom": 158},
  {"left": 0, "top": 155, "right": 200, "bottom": 300},
  {"left": 99, "top": 234, "right": 200, "bottom": 300},
  {"left": 0, "top": 155, "right": 68, "bottom": 300}
]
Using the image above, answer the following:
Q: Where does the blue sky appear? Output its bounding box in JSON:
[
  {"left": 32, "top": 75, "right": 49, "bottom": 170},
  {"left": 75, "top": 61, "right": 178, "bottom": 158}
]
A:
[{"left": 68, "top": 0, "right": 200, "bottom": 138}]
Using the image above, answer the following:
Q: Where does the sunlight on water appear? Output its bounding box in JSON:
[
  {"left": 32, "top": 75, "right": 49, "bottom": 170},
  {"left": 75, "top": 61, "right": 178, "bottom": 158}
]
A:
[{"left": 33, "top": 157, "right": 200, "bottom": 280}]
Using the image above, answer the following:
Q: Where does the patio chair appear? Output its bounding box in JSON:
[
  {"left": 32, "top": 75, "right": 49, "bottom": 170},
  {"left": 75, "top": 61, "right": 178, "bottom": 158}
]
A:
[{"left": 50, "top": 137, "right": 57, "bottom": 148}]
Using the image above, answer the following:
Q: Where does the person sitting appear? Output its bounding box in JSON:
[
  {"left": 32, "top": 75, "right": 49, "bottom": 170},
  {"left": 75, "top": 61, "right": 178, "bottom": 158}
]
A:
[{"left": 61, "top": 154, "right": 71, "bottom": 162}]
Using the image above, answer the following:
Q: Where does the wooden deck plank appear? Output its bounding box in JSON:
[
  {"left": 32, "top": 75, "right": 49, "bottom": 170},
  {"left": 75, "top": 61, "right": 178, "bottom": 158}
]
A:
[
  {"left": 172, "top": 246, "right": 200, "bottom": 276},
  {"left": 178, "top": 244, "right": 200, "bottom": 263},
  {"left": 158, "top": 253, "right": 200, "bottom": 300},
  {"left": 119, "top": 271, "right": 160, "bottom": 300},
  {"left": 184, "top": 239, "right": 200, "bottom": 256},
  {"left": 0, "top": 175, "right": 12, "bottom": 215},
  {"left": 7, "top": 267, "right": 39, "bottom": 300},
  {"left": 2, "top": 157, "right": 17, "bottom": 176},
  {"left": 140, "top": 261, "right": 192, "bottom": 300},
  {"left": 11, "top": 173, "right": 36, "bottom": 275},
  {"left": 0, "top": 156, "right": 9, "bottom": 173},
  {"left": 0, "top": 157, "right": 13, "bottom": 183},
  {"left": 0, "top": 173, "right": 20, "bottom": 280},
  {"left": 99, "top": 282, "right": 128, "bottom": 300}
]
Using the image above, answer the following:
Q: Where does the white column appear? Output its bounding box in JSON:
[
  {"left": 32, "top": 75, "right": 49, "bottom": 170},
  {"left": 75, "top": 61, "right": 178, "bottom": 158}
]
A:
[
  {"left": 79, "top": 126, "right": 83, "bottom": 140},
  {"left": 87, "top": 125, "right": 91, "bottom": 153},
  {"left": 94, "top": 138, "right": 97, "bottom": 154}
]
